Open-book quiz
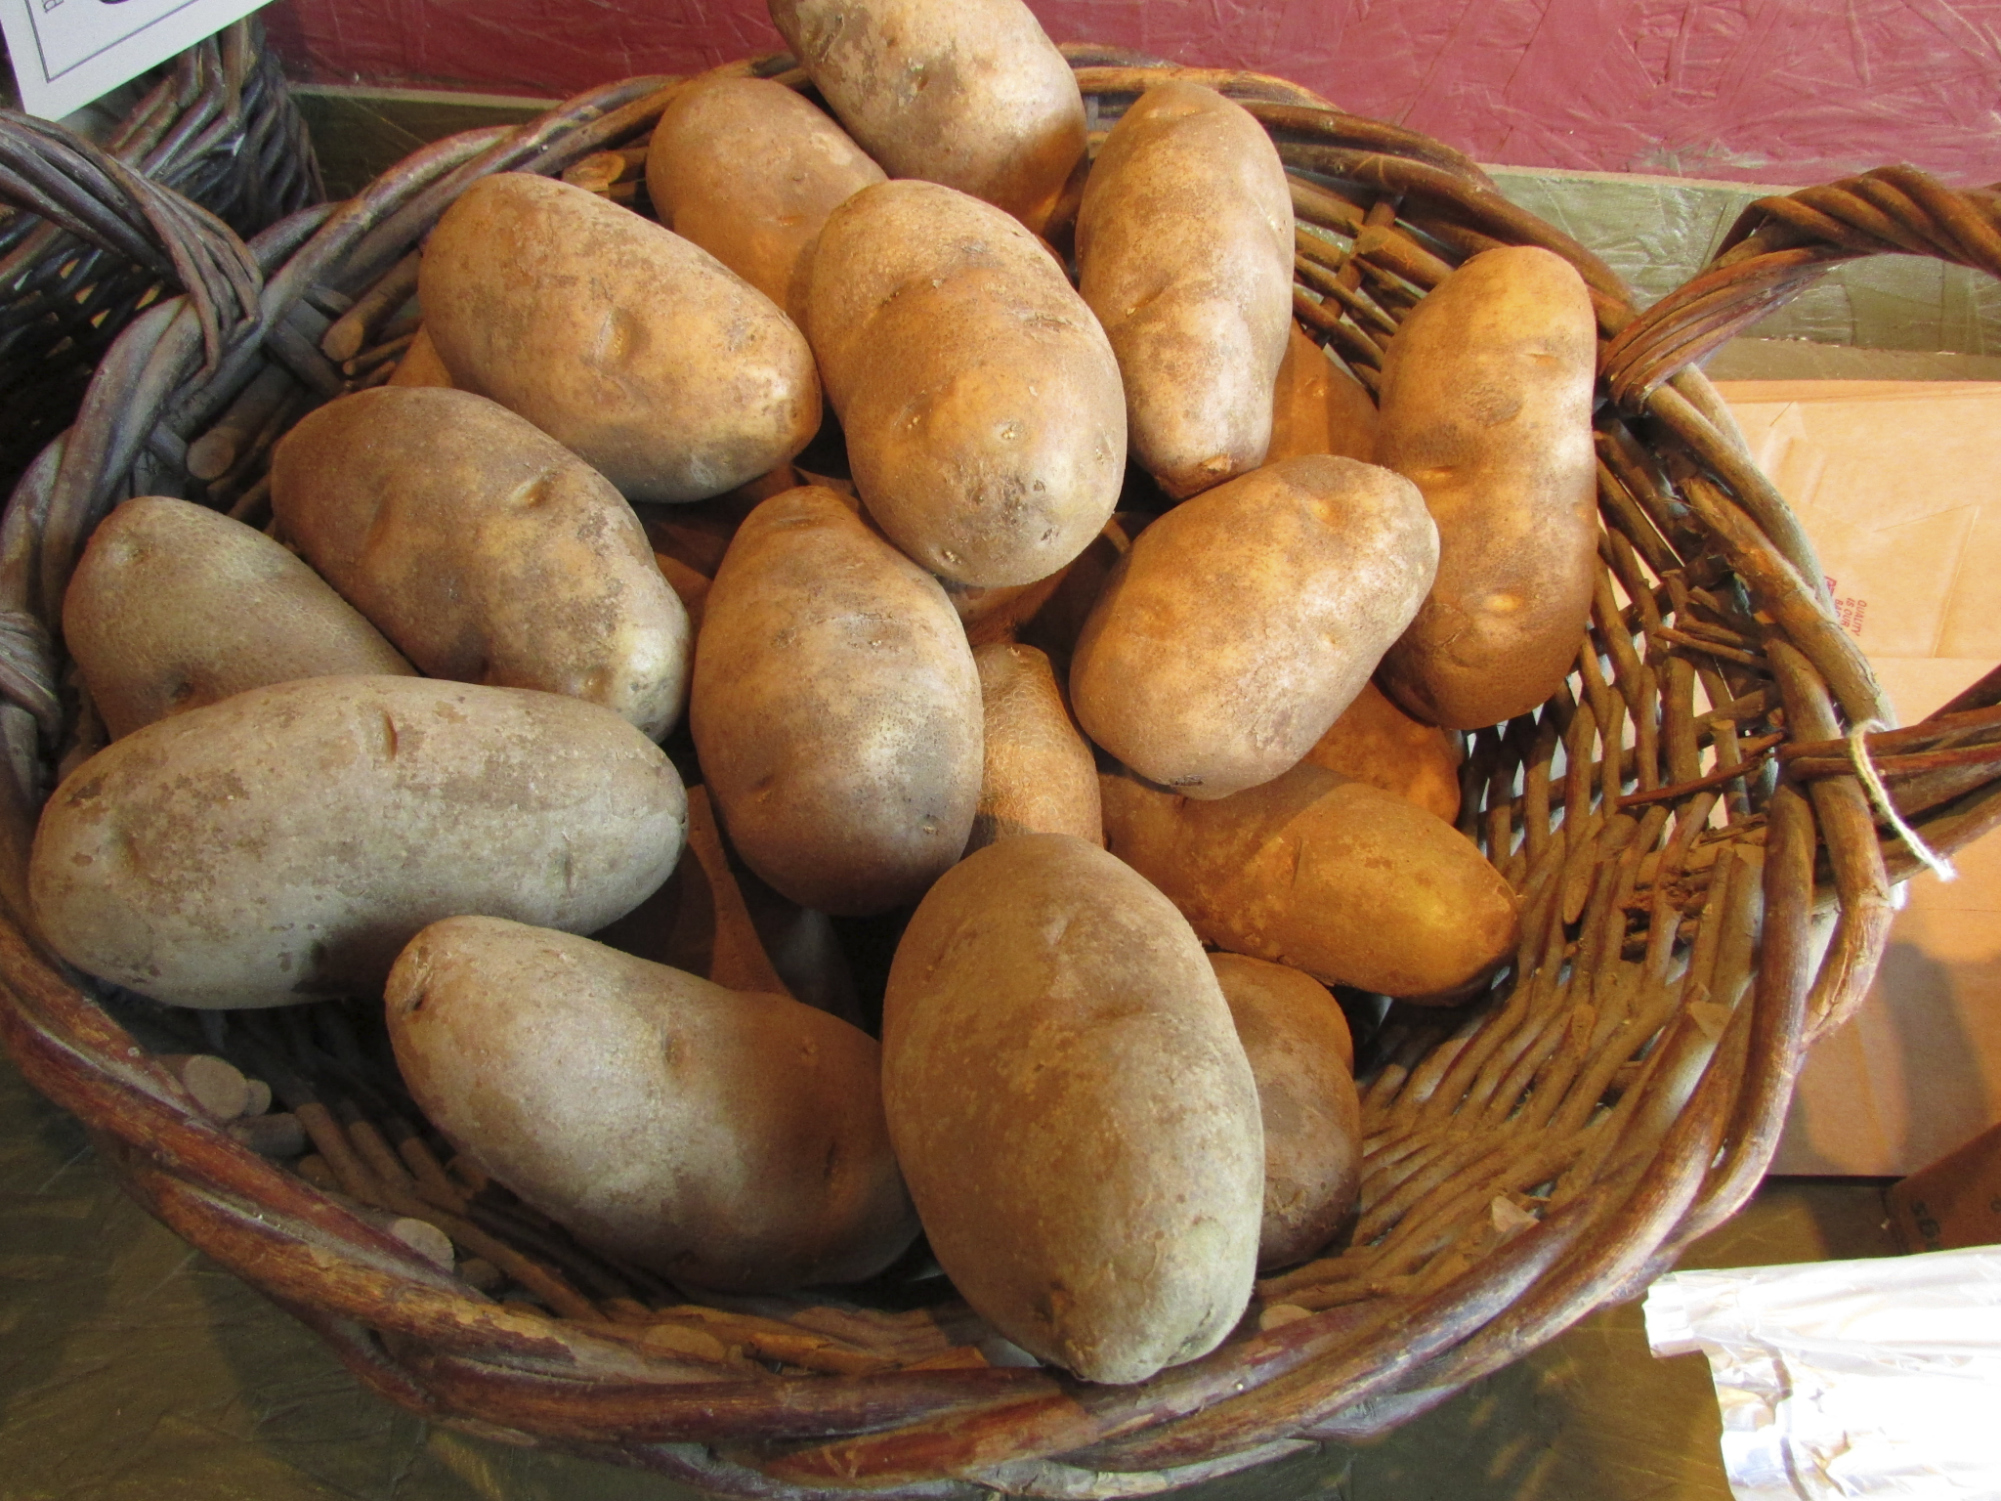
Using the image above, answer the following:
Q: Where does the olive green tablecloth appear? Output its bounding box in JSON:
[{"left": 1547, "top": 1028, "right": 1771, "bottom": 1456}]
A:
[{"left": 0, "top": 1046, "right": 1899, "bottom": 1501}]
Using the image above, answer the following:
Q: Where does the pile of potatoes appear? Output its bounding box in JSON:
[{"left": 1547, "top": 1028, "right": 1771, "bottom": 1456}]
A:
[{"left": 26, "top": 0, "right": 1603, "bottom": 1388}]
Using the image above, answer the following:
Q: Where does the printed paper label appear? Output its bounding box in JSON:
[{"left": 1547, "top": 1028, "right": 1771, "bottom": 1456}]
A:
[{"left": 2, "top": 0, "right": 268, "bottom": 122}]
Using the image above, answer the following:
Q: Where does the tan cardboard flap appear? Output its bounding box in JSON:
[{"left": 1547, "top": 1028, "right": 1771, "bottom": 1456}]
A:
[
  {"left": 1722, "top": 381, "right": 2001, "bottom": 661},
  {"left": 1716, "top": 380, "right": 2001, "bottom": 1176}
]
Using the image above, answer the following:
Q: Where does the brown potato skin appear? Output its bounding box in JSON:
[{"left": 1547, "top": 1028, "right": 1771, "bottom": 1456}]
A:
[
  {"left": 691, "top": 487, "right": 981, "bottom": 915},
  {"left": 1267, "top": 324, "right": 1378, "bottom": 465},
  {"left": 29, "top": 677, "right": 687, "bottom": 1009},
  {"left": 1070, "top": 456, "right": 1438, "bottom": 800},
  {"left": 1100, "top": 762, "right": 1519, "bottom": 999},
  {"left": 271, "top": 387, "right": 690, "bottom": 740},
  {"left": 420, "top": 172, "right": 820, "bottom": 503},
  {"left": 769, "top": 0, "right": 1084, "bottom": 233},
  {"left": 1304, "top": 681, "right": 1462, "bottom": 823},
  {"left": 969, "top": 643, "right": 1101, "bottom": 852},
  {"left": 1209, "top": 953, "right": 1361, "bottom": 1269},
  {"left": 645, "top": 77, "right": 885, "bottom": 321},
  {"left": 387, "top": 326, "right": 453, "bottom": 388},
  {"left": 806, "top": 180, "right": 1125, "bottom": 588},
  {"left": 1077, "top": 82, "right": 1294, "bottom": 499},
  {"left": 884, "top": 835, "right": 1263, "bottom": 1384},
  {"left": 63, "top": 497, "right": 415, "bottom": 739},
  {"left": 1374, "top": 246, "right": 1599, "bottom": 730},
  {"left": 388, "top": 917, "right": 915, "bottom": 1291}
]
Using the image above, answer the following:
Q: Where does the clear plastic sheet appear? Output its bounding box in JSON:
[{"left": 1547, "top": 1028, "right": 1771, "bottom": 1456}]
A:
[{"left": 1645, "top": 1248, "right": 2001, "bottom": 1501}]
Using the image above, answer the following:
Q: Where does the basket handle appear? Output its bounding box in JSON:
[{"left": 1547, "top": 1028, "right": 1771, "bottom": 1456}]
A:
[
  {"left": 1, "top": 109, "right": 263, "bottom": 371},
  {"left": 1601, "top": 165, "right": 2001, "bottom": 407},
  {"left": 1594, "top": 169, "right": 2001, "bottom": 881}
]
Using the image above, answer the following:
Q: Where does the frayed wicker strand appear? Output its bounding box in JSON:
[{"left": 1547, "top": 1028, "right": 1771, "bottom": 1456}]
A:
[{"left": 1848, "top": 718, "right": 1958, "bottom": 883}]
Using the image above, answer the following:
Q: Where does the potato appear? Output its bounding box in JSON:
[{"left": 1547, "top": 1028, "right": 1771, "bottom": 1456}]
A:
[
  {"left": 1373, "top": 246, "right": 1599, "bottom": 729},
  {"left": 592, "top": 785, "right": 789, "bottom": 993},
  {"left": 645, "top": 76, "right": 885, "bottom": 321},
  {"left": 62, "top": 497, "right": 414, "bottom": 739},
  {"left": 691, "top": 486, "right": 981, "bottom": 915},
  {"left": 29, "top": 677, "right": 686, "bottom": 1009},
  {"left": 1100, "top": 761, "right": 1518, "bottom": 999},
  {"left": 1070, "top": 455, "right": 1437, "bottom": 800},
  {"left": 592, "top": 782, "right": 863, "bottom": 1026},
  {"left": 769, "top": 0, "right": 1084, "bottom": 233},
  {"left": 1015, "top": 515, "right": 1136, "bottom": 669},
  {"left": 1267, "top": 324, "right": 1378, "bottom": 465},
  {"left": 388, "top": 916, "right": 915, "bottom": 1291},
  {"left": 388, "top": 326, "right": 453, "bottom": 388},
  {"left": 1077, "top": 82, "right": 1293, "bottom": 498},
  {"left": 1304, "top": 681, "right": 1462, "bottom": 823},
  {"left": 969, "top": 643, "right": 1101, "bottom": 852},
  {"left": 884, "top": 834, "right": 1263, "bottom": 1384},
  {"left": 271, "top": 387, "right": 690, "bottom": 740},
  {"left": 805, "top": 180, "right": 1125, "bottom": 588},
  {"left": 420, "top": 172, "right": 820, "bottom": 503},
  {"left": 1210, "top": 953, "right": 1361, "bottom": 1270}
]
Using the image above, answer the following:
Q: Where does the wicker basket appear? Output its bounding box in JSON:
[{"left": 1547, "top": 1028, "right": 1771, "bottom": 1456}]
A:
[
  {"left": 6, "top": 47, "right": 2001, "bottom": 1498},
  {"left": 0, "top": 19, "right": 321, "bottom": 502}
]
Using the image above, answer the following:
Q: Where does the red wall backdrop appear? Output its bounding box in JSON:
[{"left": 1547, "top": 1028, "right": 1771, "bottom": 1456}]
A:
[{"left": 262, "top": 0, "right": 2001, "bottom": 186}]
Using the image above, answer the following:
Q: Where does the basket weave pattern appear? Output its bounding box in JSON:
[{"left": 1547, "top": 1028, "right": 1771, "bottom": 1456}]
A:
[
  {"left": 0, "top": 20, "right": 322, "bottom": 501},
  {"left": 6, "top": 48, "right": 2001, "bottom": 1498}
]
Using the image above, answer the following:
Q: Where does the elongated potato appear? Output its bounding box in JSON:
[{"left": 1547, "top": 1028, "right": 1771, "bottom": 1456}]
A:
[
  {"left": 63, "top": 497, "right": 414, "bottom": 739},
  {"left": 592, "top": 781, "right": 864, "bottom": 1026},
  {"left": 969, "top": 642, "right": 1101, "bottom": 852},
  {"left": 1267, "top": 324, "right": 1378, "bottom": 465},
  {"left": 646, "top": 76, "right": 885, "bottom": 321},
  {"left": 388, "top": 917, "right": 914, "bottom": 1290},
  {"left": 691, "top": 487, "right": 980, "bottom": 915},
  {"left": 29, "top": 677, "right": 686, "bottom": 1009},
  {"left": 1100, "top": 762, "right": 1518, "bottom": 999},
  {"left": 388, "top": 326, "right": 453, "bottom": 388},
  {"left": 1210, "top": 953, "right": 1361, "bottom": 1269},
  {"left": 806, "top": 181, "right": 1125, "bottom": 588},
  {"left": 769, "top": 0, "right": 1084, "bottom": 232},
  {"left": 1304, "top": 681, "right": 1462, "bottom": 823},
  {"left": 271, "top": 387, "right": 690, "bottom": 740},
  {"left": 1070, "top": 456, "right": 1437, "bottom": 799},
  {"left": 420, "top": 172, "right": 820, "bottom": 503},
  {"left": 884, "top": 835, "right": 1263, "bottom": 1384},
  {"left": 1077, "top": 82, "right": 1293, "bottom": 498},
  {"left": 1374, "top": 246, "right": 1599, "bottom": 729}
]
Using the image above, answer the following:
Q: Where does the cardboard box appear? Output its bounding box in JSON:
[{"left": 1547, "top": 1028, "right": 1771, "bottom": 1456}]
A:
[
  {"left": 1714, "top": 381, "right": 2001, "bottom": 1177},
  {"left": 1886, "top": 1121, "right": 2001, "bottom": 1251}
]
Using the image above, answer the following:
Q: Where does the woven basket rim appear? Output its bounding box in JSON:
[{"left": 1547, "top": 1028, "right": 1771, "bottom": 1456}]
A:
[{"left": 5, "top": 47, "right": 2001, "bottom": 1499}]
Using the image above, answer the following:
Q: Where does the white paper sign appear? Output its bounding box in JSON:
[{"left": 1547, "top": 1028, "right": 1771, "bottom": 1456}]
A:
[{"left": 2, "top": 0, "right": 269, "bottom": 122}]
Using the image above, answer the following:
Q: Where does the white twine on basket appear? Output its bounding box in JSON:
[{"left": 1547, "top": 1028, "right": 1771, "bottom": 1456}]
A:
[{"left": 1848, "top": 718, "right": 1958, "bottom": 885}]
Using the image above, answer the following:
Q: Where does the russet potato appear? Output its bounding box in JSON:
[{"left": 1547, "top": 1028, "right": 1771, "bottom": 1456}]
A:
[
  {"left": 968, "top": 642, "right": 1101, "bottom": 852},
  {"left": 62, "top": 497, "right": 413, "bottom": 739},
  {"left": 1077, "top": 82, "right": 1293, "bottom": 498},
  {"left": 420, "top": 172, "right": 820, "bottom": 503},
  {"left": 29, "top": 677, "right": 686, "bottom": 1009},
  {"left": 645, "top": 76, "right": 885, "bottom": 321},
  {"left": 271, "top": 386, "right": 690, "bottom": 740},
  {"left": 1267, "top": 323, "right": 1378, "bottom": 465},
  {"left": 389, "top": 916, "right": 915, "bottom": 1291},
  {"left": 1070, "top": 455, "right": 1437, "bottom": 799},
  {"left": 769, "top": 0, "right": 1084, "bottom": 233},
  {"left": 691, "top": 486, "right": 981, "bottom": 915},
  {"left": 1304, "top": 681, "right": 1463, "bottom": 823},
  {"left": 1209, "top": 953, "right": 1362, "bottom": 1269},
  {"left": 1101, "top": 761, "right": 1519, "bottom": 999},
  {"left": 1374, "top": 245, "right": 1599, "bottom": 730},
  {"left": 805, "top": 180, "right": 1125, "bottom": 588},
  {"left": 883, "top": 834, "right": 1263, "bottom": 1384}
]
